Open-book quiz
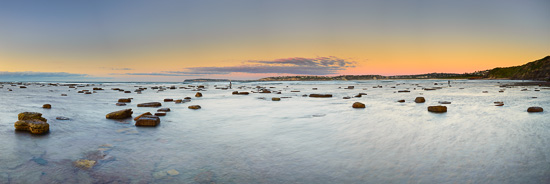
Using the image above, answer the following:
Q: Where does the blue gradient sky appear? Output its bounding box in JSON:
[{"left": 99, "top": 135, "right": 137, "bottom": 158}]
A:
[{"left": 0, "top": 0, "right": 548, "bottom": 81}]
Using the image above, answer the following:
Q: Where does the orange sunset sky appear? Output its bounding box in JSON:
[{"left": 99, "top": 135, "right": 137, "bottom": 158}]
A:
[{"left": 0, "top": 0, "right": 549, "bottom": 81}]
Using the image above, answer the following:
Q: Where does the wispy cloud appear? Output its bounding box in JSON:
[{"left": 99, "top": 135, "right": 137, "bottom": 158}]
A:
[
  {"left": 116, "top": 73, "right": 200, "bottom": 76},
  {"left": 172, "top": 56, "right": 356, "bottom": 75},
  {"left": 110, "top": 56, "right": 356, "bottom": 77}
]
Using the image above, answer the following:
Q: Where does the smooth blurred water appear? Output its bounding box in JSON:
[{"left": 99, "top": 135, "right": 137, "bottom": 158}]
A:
[{"left": 0, "top": 80, "right": 548, "bottom": 184}]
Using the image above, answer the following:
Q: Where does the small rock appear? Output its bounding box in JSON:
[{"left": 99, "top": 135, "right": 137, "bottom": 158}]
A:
[
  {"left": 116, "top": 102, "right": 126, "bottom": 106},
  {"left": 56, "top": 116, "right": 70, "bottom": 120},
  {"left": 352, "top": 102, "right": 365, "bottom": 108},
  {"left": 438, "top": 101, "right": 451, "bottom": 104},
  {"left": 118, "top": 98, "right": 131, "bottom": 103},
  {"left": 272, "top": 97, "right": 281, "bottom": 101},
  {"left": 163, "top": 98, "right": 173, "bottom": 102},
  {"left": 154, "top": 112, "right": 166, "bottom": 116},
  {"left": 527, "top": 107, "right": 543, "bottom": 112},
  {"left": 195, "top": 92, "right": 202, "bottom": 97},
  {"left": 188, "top": 105, "right": 201, "bottom": 109},
  {"left": 397, "top": 100, "right": 405, "bottom": 103},
  {"left": 42, "top": 104, "right": 51, "bottom": 109},
  {"left": 309, "top": 94, "right": 332, "bottom": 98},
  {"left": 428, "top": 106, "right": 447, "bottom": 113},
  {"left": 415, "top": 97, "right": 426, "bottom": 103},
  {"left": 157, "top": 108, "right": 171, "bottom": 112}
]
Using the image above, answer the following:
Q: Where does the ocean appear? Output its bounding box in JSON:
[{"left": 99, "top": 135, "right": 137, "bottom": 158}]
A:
[{"left": 0, "top": 80, "right": 548, "bottom": 183}]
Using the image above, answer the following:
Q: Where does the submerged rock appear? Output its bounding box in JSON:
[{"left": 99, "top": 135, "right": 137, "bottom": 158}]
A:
[
  {"left": 527, "top": 107, "right": 544, "bottom": 112},
  {"left": 56, "top": 116, "right": 70, "bottom": 120},
  {"left": 137, "top": 102, "right": 162, "bottom": 107},
  {"left": 352, "top": 102, "right": 365, "bottom": 108},
  {"left": 428, "top": 106, "right": 447, "bottom": 113},
  {"left": 74, "top": 159, "right": 96, "bottom": 169},
  {"left": 414, "top": 97, "right": 426, "bottom": 103},
  {"left": 105, "top": 109, "right": 133, "bottom": 119},
  {"left": 116, "top": 103, "right": 126, "bottom": 106}
]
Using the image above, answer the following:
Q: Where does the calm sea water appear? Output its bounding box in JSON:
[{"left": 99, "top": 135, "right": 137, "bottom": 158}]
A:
[{"left": 0, "top": 80, "right": 548, "bottom": 184}]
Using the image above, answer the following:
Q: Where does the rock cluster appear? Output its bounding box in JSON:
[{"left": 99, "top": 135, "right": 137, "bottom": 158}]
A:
[{"left": 14, "top": 112, "right": 49, "bottom": 134}]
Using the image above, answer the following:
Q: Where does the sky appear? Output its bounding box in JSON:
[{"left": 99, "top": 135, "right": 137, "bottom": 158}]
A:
[{"left": 0, "top": 0, "right": 549, "bottom": 81}]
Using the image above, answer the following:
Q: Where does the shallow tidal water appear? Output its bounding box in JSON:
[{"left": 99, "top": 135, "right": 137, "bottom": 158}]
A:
[{"left": 0, "top": 80, "right": 548, "bottom": 184}]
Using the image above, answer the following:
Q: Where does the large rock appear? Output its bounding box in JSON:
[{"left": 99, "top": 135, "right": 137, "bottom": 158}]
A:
[
  {"left": 428, "top": 106, "right": 447, "bottom": 113},
  {"left": 352, "top": 102, "right": 365, "bottom": 108},
  {"left": 14, "top": 119, "right": 49, "bottom": 134},
  {"left": 133, "top": 112, "right": 152, "bottom": 121},
  {"left": 415, "top": 97, "right": 426, "bottom": 103},
  {"left": 135, "top": 116, "right": 160, "bottom": 127},
  {"left": 137, "top": 102, "right": 162, "bottom": 107},
  {"left": 527, "top": 107, "right": 544, "bottom": 112},
  {"left": 105, "top": 109, "right": 133, "bottom": 119},
  {"left": 18, "top": 112, "right": 47, "bottom": 122},
  {"left": 309, "top": 94, "right": 332, "bottom": 98}
]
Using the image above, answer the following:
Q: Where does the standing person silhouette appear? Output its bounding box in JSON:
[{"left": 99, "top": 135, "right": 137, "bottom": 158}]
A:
[{"left": 229, "top": 81, "right": 232, "bottom": 89}]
